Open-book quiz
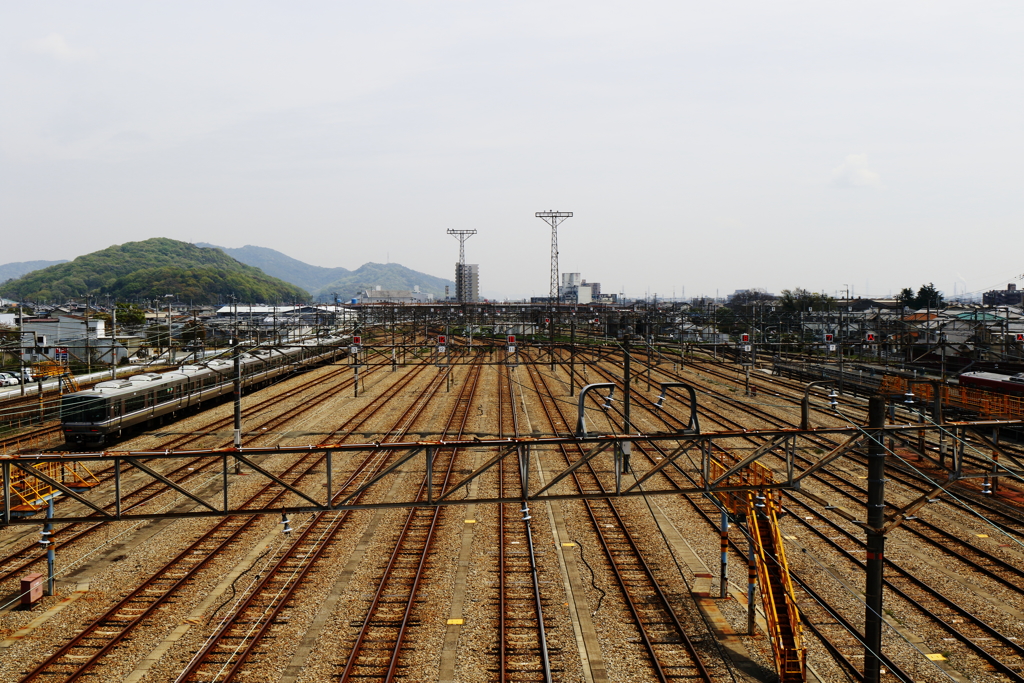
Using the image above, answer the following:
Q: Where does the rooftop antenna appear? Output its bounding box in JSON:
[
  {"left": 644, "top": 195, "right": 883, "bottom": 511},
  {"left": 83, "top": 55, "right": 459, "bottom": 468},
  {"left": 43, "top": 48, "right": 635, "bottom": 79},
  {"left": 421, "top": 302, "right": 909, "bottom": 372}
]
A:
[
  {"left": 535, "top": 210, "right": 572, "bottom": 303},
  {"left": 447, "top": 229, "right": 477, "bottom": 303}
]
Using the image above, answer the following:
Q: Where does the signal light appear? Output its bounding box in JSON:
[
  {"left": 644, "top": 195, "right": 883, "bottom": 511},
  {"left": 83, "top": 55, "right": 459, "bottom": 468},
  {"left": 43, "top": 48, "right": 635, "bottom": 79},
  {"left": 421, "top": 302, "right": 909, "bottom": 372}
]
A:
[
  {"left": 866, "top": 333, "right": 876, "bottom": 342},
  {"left": 740, "top": 333, "right": 750, "bottom": 343},
  {"left": 1017, "top": 334, "right": 1024, "bottom": 342},
  {"left": 438, "top": 335, "right": 446, "bottom": 344},
  {"left": 353, "top": 335, "right": 361, "bottom": 345},
  {"left": 507, "top": 335, "right": 515, "bottom": 344},
  {"left": 825, "top": 334, "right": 834, "bottom": 342}
]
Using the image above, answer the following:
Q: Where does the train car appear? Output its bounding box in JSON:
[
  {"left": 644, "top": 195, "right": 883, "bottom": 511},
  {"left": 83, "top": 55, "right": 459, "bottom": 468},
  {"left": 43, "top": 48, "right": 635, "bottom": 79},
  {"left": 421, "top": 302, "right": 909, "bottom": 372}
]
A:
[
  {"left": 957, "top": 371, "right": 1024, "bottom": 397},
  {"left": 61, "top": 337, "right": 346, "bottom": 448}
]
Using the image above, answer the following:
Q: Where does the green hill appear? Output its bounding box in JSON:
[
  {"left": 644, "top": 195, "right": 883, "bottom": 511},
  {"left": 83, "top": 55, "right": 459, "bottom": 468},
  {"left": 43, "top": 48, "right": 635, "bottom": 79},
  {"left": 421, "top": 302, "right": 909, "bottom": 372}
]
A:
[
  {"left": 0, "top": 238, "right": 309, "bottom": 304},
  {"left": 198, "top": 243, "right": 455, "bottom": 302}
]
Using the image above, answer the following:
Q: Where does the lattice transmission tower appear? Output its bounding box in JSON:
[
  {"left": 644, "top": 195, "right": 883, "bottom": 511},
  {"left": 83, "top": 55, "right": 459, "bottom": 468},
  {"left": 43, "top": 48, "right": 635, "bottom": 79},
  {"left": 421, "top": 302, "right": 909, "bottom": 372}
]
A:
[
  {"left": 535, "top": 211, "right": 572, "bottom": 303},
  {"left": 447, "top": 229, "right": 477, "bottom": 303}
]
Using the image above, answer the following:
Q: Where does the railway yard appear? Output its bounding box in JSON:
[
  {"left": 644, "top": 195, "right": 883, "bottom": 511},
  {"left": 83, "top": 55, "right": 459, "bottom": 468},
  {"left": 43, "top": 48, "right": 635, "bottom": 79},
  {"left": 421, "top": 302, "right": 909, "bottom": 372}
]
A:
[{"left": 2, "top": 327, "right": 1024, "bottom": 683}]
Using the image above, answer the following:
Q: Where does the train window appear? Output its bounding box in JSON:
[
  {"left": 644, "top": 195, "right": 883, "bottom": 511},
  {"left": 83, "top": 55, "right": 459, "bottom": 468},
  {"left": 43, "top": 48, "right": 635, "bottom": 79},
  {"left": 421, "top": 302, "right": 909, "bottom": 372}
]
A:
[
  {"left": 126, "top": 395, "right": 144, "bottom": 412},
  {"left": 111, "top": 400, "right": 122, "bottom": 418},
  {"left": 61, "top": 396, "right": 107, "bottom": 423}
]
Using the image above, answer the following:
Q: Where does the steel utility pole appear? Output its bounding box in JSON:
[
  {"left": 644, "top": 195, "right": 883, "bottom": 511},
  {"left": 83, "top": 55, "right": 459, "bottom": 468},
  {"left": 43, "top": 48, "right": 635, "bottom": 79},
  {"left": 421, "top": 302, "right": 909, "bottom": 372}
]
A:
[
  {"left": 864, "top": 395, "right": 887, "bottom": 683},
  {"left": 535, "top": 211, "right": 572, "bottom": 304},
  {"left": 447, "top": 229, "right": 477, "bottom": 303},
  {"left": 622, "top": 327, "right": 632, "bottom": 473}
]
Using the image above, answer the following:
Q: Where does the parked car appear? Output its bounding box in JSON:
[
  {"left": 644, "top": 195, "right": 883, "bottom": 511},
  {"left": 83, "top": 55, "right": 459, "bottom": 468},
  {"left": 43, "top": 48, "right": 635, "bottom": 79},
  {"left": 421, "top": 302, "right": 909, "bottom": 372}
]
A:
[{"left": 0, "top": 374, "right": 19, "bottom": 387}]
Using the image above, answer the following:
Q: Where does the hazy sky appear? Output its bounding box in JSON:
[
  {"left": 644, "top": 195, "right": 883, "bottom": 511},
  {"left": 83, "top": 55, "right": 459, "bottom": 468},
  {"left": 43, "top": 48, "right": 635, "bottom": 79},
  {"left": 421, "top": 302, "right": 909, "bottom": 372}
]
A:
[{"left": 2, "top": 2, "right": 1022, "bottom": 301}]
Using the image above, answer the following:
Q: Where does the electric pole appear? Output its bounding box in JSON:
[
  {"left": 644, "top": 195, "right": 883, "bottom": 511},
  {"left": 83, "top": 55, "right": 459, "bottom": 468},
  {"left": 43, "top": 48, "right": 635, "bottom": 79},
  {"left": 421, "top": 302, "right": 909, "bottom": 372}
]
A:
[{"left": 535, "top": 211, "right": 572, "bottom": 304}]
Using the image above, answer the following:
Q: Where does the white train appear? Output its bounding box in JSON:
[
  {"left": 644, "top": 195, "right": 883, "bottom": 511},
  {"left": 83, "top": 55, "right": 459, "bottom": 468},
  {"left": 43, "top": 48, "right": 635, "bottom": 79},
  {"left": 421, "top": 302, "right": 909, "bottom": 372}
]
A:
[{"left": 60, "top": 337, "right": 348, "bottom": 448}]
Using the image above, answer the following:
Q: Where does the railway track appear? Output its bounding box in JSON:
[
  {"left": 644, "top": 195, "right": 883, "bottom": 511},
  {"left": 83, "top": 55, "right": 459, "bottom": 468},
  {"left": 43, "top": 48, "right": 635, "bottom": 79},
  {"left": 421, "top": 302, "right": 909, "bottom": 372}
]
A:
[
  {"left": 14, "top": 361, "right": 439, "bottom": 682},
  {"left": 336, "top": 361, "right": 484, "bottom": 681},
  {"left": 173, "top": 363, "right": 457, "bottom": 682},
  {"left": 0, "top": 360, "right": 383, "bottom": 590},
  {"left": 7, "top": 334, "right": 1024, "bottom": 682},
  {"left": 522, "top": 358, "right": 719, "bottom": 683},
  {"left": 495, "top": 364, "right": 555, "bottom": 682},
  {"left": 581, "top": 348, "right": 1024, "bottom": 680}
]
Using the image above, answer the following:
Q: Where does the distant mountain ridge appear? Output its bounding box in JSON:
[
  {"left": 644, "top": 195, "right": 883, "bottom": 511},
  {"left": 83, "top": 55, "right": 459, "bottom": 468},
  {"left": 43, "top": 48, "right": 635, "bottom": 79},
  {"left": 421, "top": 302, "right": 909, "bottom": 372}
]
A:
[
  {"left": 0, "top": 238, "right": 308, "bottom": 304},
  {"left": 198, "top": 243, "right": 454, "bottom": 301},
  {"left": 195, "top": 243, "right": 349, "bottom": 293},
  {"left": 0, "top": 260, "right": 68, "bottom": 283}
]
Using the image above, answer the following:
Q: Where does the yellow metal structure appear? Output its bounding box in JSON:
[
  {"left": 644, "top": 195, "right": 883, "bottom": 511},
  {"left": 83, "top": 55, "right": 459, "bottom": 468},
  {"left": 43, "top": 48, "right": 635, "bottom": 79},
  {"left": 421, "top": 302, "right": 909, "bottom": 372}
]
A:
[
  {"left": 31, "top": 360, "right": 80, "bottom": 393},
  {"left": 2, "top": 461, "right": 100, "bottom": 515},
  {"left": 711, "top": 458, "right": 806, "bottom": 682}
]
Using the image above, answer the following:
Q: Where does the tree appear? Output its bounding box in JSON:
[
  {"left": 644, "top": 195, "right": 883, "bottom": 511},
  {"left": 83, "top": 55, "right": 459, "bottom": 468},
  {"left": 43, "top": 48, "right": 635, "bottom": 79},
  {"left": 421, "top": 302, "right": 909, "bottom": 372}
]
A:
[
  {"left": 116, "top": 302, "right": 147, "bottom": 327},
  {"left": 896, "top": 287, "right": 916, "bottom": 307},
  {"left": 895, "top": 283, "right": 944, "bottom": 309},
  {"left": 916, "top": 283, "right": 944, "bottom": 309},
  {"left": 778, "top": 288, "right": 834, "bottom": 313}
]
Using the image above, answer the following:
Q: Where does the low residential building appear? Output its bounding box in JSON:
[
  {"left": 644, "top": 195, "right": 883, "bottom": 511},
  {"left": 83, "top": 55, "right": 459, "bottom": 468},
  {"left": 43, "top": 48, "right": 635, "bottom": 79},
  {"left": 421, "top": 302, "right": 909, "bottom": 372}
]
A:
[{"left": 983, "top": 284, "right": 1024, "bottom": 306}]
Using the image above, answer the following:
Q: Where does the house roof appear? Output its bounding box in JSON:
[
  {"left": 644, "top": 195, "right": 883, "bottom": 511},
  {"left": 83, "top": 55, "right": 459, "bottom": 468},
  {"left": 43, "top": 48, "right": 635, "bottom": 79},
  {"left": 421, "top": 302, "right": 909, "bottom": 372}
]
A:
[
  {"left": 955, "top": 311, "right": 1005, "bottom": 321},
  {"left": 903, "top": 312, "right": 939, "bottom": 322}
]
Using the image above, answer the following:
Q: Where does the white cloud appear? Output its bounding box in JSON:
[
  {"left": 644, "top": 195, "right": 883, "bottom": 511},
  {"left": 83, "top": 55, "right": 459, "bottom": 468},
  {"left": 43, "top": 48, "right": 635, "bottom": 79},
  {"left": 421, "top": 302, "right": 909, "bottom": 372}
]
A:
[
  {"left": 831, "top": 154, "right": 880, "bottom": 188},
  {"left": 29, "top": 33, "right": 94, "bottom": 62}
]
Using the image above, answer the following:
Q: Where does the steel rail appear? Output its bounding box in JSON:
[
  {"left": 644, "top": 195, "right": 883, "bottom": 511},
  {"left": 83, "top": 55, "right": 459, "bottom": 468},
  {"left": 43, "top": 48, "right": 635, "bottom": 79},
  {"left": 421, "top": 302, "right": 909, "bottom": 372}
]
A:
[
  {"left": 497, "top": 364, "right": 552, "bottom": 682},
  {"left": 783, "top": 495, "right": 1024, "bottom": 682},
  {"left": 16, "top": 361, "right": 434, "bottom": 683},
  {"left": 628, "top": 346, "right": 1024, "bottom": 525},
  {"left": 0, "top": 359, "right": 379, "bottom": 587},
  {"left": 522, "top": 354, "right": 715, "bottom": 683},
  {"left": 17, "top": 451, "right": 331, "bottom": 683},
  {"left": 603, "top": 349, "right": 1024, "bottom": 588},
  {"left": 632, "top": 380, "right": 1011, "bottom": 682},
  {"left": 338, "top": 361, "right": 483, "bottom": 682},
  {"left": 629, "top": 429, "right": 913, "bottom": 682},
  {"left": 615, "top": 356, "right": 1024, "bottom": 680},
  {"left": 174, "top": 363, "right": 456, "bottom": 682}
]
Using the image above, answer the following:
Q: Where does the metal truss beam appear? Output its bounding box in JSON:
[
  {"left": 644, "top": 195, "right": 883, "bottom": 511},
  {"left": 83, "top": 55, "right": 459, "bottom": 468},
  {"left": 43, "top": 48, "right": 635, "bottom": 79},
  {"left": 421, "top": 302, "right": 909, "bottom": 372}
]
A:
[{"left": 3, "top": 420, "right": 1022, "bottom": 526}]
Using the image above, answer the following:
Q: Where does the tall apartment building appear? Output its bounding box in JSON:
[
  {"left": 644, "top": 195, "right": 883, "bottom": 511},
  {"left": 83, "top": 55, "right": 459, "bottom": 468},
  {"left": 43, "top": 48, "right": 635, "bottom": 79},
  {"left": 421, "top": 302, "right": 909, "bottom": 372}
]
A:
[{"left": 455, "top": 263, "right": 479, "bottom": 302}]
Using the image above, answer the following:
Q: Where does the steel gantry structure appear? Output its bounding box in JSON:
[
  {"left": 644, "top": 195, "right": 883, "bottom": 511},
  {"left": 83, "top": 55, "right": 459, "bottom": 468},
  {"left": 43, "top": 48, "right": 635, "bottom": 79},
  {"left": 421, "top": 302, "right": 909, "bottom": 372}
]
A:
[
  {"left": 535, "top": 211, "right": 572, "bottom": 303},
  {"left": 4, "top": 419, "right": 1021, "bottom": 526}
]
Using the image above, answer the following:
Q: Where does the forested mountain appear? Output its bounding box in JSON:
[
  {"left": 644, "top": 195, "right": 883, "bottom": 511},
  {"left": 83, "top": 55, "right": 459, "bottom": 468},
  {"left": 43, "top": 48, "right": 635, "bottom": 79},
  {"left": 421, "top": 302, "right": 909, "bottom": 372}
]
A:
[
  {"left": 199, "top": 243, "right": 454, "bottom": 301},
  {"left": 0, "top": 238, "right": 308, "bottom": 304}
]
